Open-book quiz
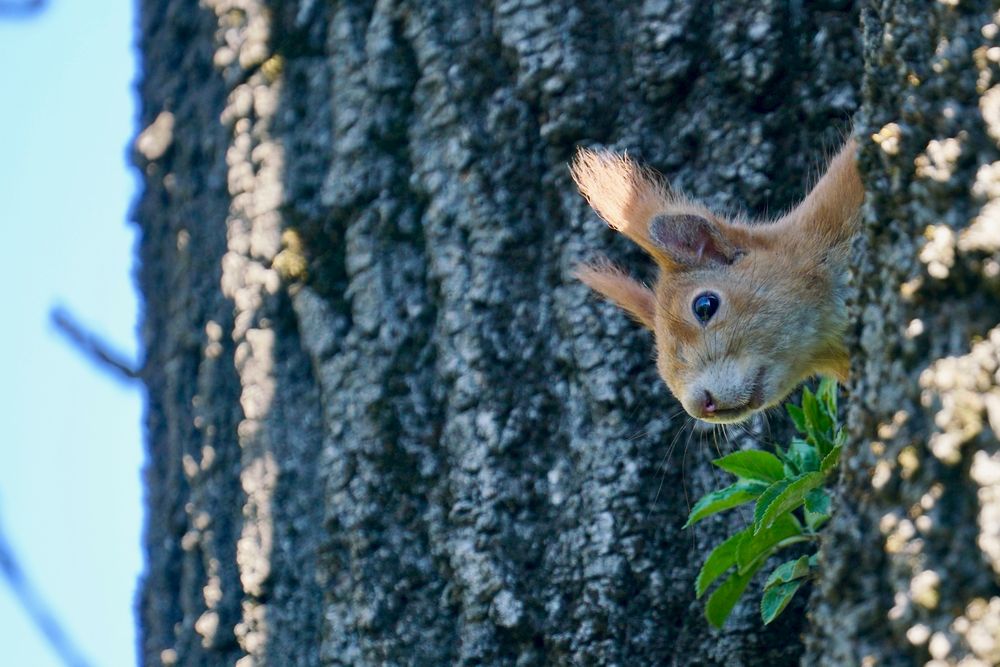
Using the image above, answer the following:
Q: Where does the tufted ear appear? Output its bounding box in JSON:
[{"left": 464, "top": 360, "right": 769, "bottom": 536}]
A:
[
  {"left": 570, "top": 148, "right": 676, "bottom": 263},
  {"left": 571, "top": 147, "right": 743, "bottom": 270},
  {"left": 648, "top": 213, "right": 742, "bottom": 267},
  {"left": 779, "top": 137, "right": 863, "bottom": 246},
  {"left": 574, "top": 261, "right": 655, "bottom": 330}
]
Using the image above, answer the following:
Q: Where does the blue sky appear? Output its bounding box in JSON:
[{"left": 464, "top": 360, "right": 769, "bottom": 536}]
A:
[{"left": 0, "top": 1, "right": 142, "bottom": 665}]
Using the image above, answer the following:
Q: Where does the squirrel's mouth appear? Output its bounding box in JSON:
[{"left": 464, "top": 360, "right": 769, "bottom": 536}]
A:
[{"left": 700, "top": 368, "right": 767, "bottom": 423}]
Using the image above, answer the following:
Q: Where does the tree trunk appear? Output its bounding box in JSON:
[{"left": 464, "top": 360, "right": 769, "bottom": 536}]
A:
[
  {"left": 806, "top": 1, "right": 1000, "bottom": 665},
  {"left": 133, "top": 0, "right": 1000, "bottom": 665}
]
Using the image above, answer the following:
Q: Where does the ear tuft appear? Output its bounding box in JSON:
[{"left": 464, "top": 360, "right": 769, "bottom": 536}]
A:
[
  {"left": 570, "top": 148, "right": 740, "bottom": 269},
  {"left": 648, "top": 213, "right": 741, "bottom": 267},
  {"left": 574, "top": 260, "right": 656, "bottom": 330},
  {"left": 780, "top": 138, "right": 863, "bottom": 247},
  {"left": 570, "top": 148, "right": 673, "bottom": 259}
]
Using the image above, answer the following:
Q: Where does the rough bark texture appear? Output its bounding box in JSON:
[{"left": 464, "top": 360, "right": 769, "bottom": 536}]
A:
[
  {"left": 806, "top": 1, "right": 1000, "bottom": 665},
  {"left": 129, "top": 0, "right": 997, "bottom": 664}
]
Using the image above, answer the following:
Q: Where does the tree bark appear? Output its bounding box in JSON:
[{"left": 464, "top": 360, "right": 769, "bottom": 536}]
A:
[
  {"left": 806, "top": 1, "right": 1000, "bottom": 665},
  {"left": 131, "top": 0, "right": 997, "bottom": 664}
]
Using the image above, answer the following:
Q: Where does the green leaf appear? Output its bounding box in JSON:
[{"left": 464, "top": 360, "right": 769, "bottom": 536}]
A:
[
  {"left": 786, "top": 403, "right": 807, "bottom": 435},
  {"left": 696, "top": 529, "right": 748, "bottom": 598},
  {"left": 752, "top": 478, "right": 789, "bottom": 529},
  {"left": 705, "top": 559, "right": 765, "bottom": 629},
  {"left": 764, "top": 555, "right": 810, "bottom": 590},
  {"left": 712, "top": 450, "right": 785, "bottom": 483},
  {"left": 817, "top": 378, "right": 838, "bottom": 416},
  {"left": 817, "top": 417, "right": 834, "bottom": 439},
  {"left": 805, "top": 486, "right": 831, "bottom": 530},
  {"left": 780, "top": 441, "right": 800, "bottom": 474},
  {"left": 801, "top": 387, "right": 833, "bottom": 439},
  {"left": 761, "top": 579, "right": 805, "bottom": 624},
  {"left": 804, "top": 488, "right": 830, "bottom": 516},
  {"left": 736, "top": 513, "right": 802, "bottom": 572},
  {"left": 773, "top": 444, "right": 796, "bottom": 477},
  {"left": 801, "top": 387, "right": 819, "bottom": 429},
  {"left": 806, "top": 511, "right": 830, "bottom": 531},
  {"left": 754, "top": 472, "right": 825, "bottom": 534},
  {"left": 788, "top": 438, "right": 820, "bottom": 473},
  {"left": 684, "top": 481, "right": 766, "bottom": 528},
  {"left": 820, "top": 445, "right": 842, "bottom": 473},
  {"left": 811, "top": 427, "right": 835, "bottom": 460}
]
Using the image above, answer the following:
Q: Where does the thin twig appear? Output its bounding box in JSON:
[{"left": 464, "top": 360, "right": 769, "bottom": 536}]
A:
[
  {"left": 0, "top": 519, "right": 93, "bottom": 667},
  {"left": 50, "top": 306, "right": 141, "bottom": 383}
]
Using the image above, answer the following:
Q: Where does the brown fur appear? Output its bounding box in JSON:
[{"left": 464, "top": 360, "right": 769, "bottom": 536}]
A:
[
  {"left": 571, "top": 139, "right": 863, "bottom": 423},
  {"left": 574, "top": 262, "right": 656, "bottom": 329}
]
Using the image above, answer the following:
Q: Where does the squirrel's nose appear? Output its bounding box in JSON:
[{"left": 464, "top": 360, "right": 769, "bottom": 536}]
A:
[{"left": 700, "top": 390, "right": 717, "bottom": 417}]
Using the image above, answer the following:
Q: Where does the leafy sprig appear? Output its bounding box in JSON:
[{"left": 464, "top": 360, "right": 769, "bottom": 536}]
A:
[{"left": 685, "top": 379, "right": 845, "bottom": 628}]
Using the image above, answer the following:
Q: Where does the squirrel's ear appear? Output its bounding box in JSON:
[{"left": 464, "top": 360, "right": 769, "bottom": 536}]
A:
[
  {"left": 781, "top": 138, "right": 863, "bottom": 245},
  {"left": 571, "top": 148, "right": 742, "bottom": 269},
  {"left": 570, "top": 148, "right": 676, "bottom": 262},
  {"left": 647, "top": 213, "right": 742, "bottom": 267},
  {"left": 575, "top": 262, "right": 656, "bottom": 330}
]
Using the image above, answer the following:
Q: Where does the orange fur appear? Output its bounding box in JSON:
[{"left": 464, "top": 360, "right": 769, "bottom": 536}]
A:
[
  {"left": 571, "top": 139, "right": 863, "bottom": 423},
  {"left": 575, "top": 263, "right": 656, "bottom": 329},
  {"left": 569, "top": 149, "right": 721, "bottom": 267},
  {"left": 774, "top": 138, "right": 863, "bottom": 247}
]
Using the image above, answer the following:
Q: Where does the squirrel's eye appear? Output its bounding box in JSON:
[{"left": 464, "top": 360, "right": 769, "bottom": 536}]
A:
[{"left": 692, "top": 292, "right": 720, "bottom": 324}]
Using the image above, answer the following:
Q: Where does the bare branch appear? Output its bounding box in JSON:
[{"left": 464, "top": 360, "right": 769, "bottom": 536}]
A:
[
  {"left": 50, "top": 306, "right": 141, "bottom": 383},
  {"left": 0, "top": 0, "right": 47, "bottom": 18},
  {"left": 0, "top": 518, "right": 93, "bottom": 667}
]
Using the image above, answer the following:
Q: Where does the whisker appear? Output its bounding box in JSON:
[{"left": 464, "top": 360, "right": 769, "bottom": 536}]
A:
[
  {"left": 710, "top": 425, "right": 725, "bottom": 461},
  {"left": 647, "top": 417, "right": 690, "bottom": 518},
  {"left": 680, "top": 419, "right": 697, "bottom": 517}
]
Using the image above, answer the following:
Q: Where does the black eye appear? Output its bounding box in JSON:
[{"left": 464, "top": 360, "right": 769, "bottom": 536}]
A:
[{"left": 692, "top": 292, "right": 720, "bottom": 324}]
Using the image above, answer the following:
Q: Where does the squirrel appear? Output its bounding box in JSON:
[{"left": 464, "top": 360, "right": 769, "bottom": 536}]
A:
[{"left": 570, "top": 139, "right": 863, "bottom": 423}]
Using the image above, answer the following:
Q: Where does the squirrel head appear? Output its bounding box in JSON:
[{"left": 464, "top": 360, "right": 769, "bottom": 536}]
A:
[{"left": 571, "top": 142, "right": 861, "bottom": 423}]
